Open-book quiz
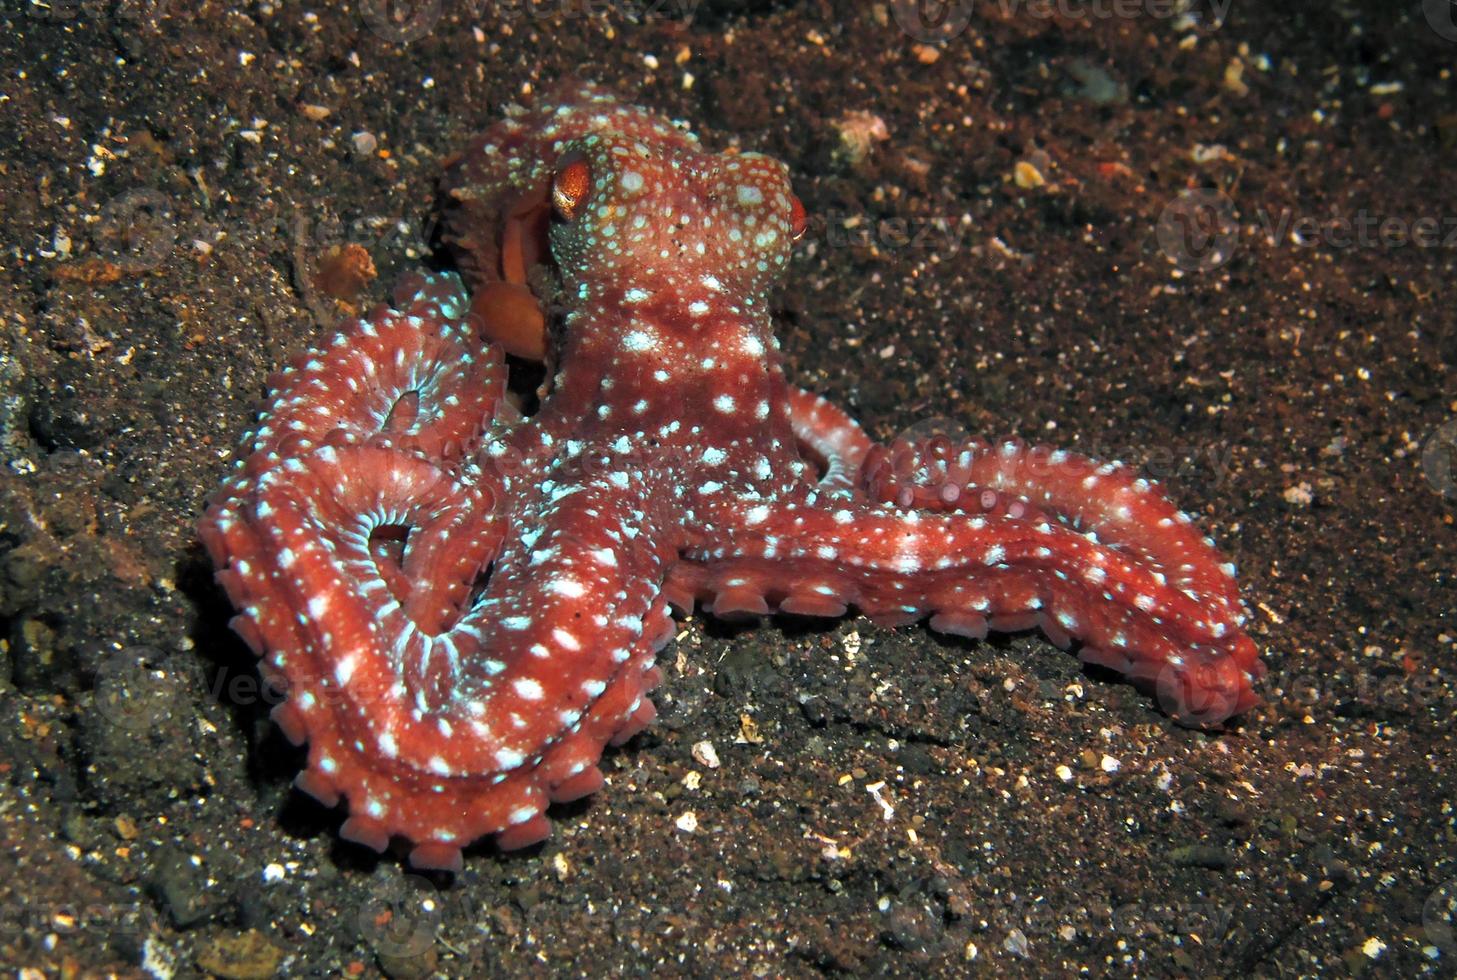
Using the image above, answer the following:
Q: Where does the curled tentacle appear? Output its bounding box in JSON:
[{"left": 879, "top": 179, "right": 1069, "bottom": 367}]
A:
[
  {"left": 200, "top": 273, "right": 678, "bottom": 868},
  {"left": 788, "top": 387, "right": 873, "bottom": 494},
  {"left": 201, "top": 443, "right": 678, "bottom": 870},
  {"left": 230, "top": 272, "right": 502, "bottom": 479}
]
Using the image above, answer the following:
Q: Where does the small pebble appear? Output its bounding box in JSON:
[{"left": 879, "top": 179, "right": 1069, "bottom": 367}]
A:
[
  {"left": 194, "top": 930, "right": 284, "bottom": 980},
  {"left": 1013, "top": 160, "right": 1046, "bottom": 189},
  {"left": 1169, "top": 844, "right": 1233, "bottom": 870},
  {"left": 691, "top": 740, "right": 721, "bottom": 769},
  {"left": 1283, "top": 483, "right": 1314, "bottom": 506}
]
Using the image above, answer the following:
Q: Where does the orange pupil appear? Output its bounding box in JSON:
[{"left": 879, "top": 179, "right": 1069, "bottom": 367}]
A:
[{"left": 552, "top": 156, "right": 591, "bottom": 221}]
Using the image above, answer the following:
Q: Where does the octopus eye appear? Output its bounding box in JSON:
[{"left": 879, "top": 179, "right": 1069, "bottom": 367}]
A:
[
  {"left": 552, "top": 154, "right": 592, "bottom": 222},
  {"left": 789, "top": 196, "right": 808, "bottom": 241}
]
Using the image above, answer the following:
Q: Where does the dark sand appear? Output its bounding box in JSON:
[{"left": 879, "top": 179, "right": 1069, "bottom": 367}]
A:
[{"left": 1, "top": 1, "right": 1453, "bottom": 976}]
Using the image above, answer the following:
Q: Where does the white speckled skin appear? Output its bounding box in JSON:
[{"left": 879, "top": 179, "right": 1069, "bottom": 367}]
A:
[{"left": 198, "top": 84, "right": 1262, "bottom": 872}]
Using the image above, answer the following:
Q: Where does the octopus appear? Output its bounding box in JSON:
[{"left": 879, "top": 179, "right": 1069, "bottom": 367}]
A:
[{"left": 198, "top": 84, "right": 1263, "bottom": 872}]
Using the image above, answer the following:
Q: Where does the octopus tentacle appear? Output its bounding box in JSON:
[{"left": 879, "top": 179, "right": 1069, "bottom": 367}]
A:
[
  {"left": 787, "top": 387, "right": 873, "bottom": 494},
  {"left": 231, "top": 272, "right": 501, "bottom": 476},
  {"left": 862, "top": 436, "right": 1245, "bottom": 623},
  {"left": 201, "top": 272, "right": 680, "bottom": 867},
  {"left": 203, "top": 442, "right": 679, "bottom": 869},
  {"left": 677, "top": 487, "right": 1259, "bottom": 725}
]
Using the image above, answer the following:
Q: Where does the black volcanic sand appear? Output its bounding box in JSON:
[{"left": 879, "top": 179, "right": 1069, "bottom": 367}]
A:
[{"left": 1, "top": 1, "right": 1453, "bottom": 977}]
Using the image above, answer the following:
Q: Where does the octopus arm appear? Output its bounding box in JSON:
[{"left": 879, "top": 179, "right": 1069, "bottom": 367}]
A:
[
  {"left": 197, "top": 276, "right": 679, "bottom": 866},
  {"left": 201, "top": 448, "right": 677, "bottom": 868},
  {"left": 675, "top": 476, "right": 1260, "bottom": 725},
  {"left": 786, "top": 387, "right": 873, "bottom": 494},
  {"left": 863, "top": 437, "right": 1245, "bottom": 618}
]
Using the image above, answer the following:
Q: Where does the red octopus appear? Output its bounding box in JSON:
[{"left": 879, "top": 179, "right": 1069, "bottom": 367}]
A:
[{"left": 198, "top": 83, "right": 1262, "bottom": 872}]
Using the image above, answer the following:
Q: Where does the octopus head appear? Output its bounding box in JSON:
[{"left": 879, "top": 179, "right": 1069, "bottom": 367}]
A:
[{"left": 547, "top": 133, "right": 807, "bottom": 316}]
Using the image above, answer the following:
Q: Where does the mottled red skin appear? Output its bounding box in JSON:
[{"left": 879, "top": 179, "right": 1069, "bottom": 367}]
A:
[{"left": 198, "top": 84, "right": 1262, "bottom": 872}]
